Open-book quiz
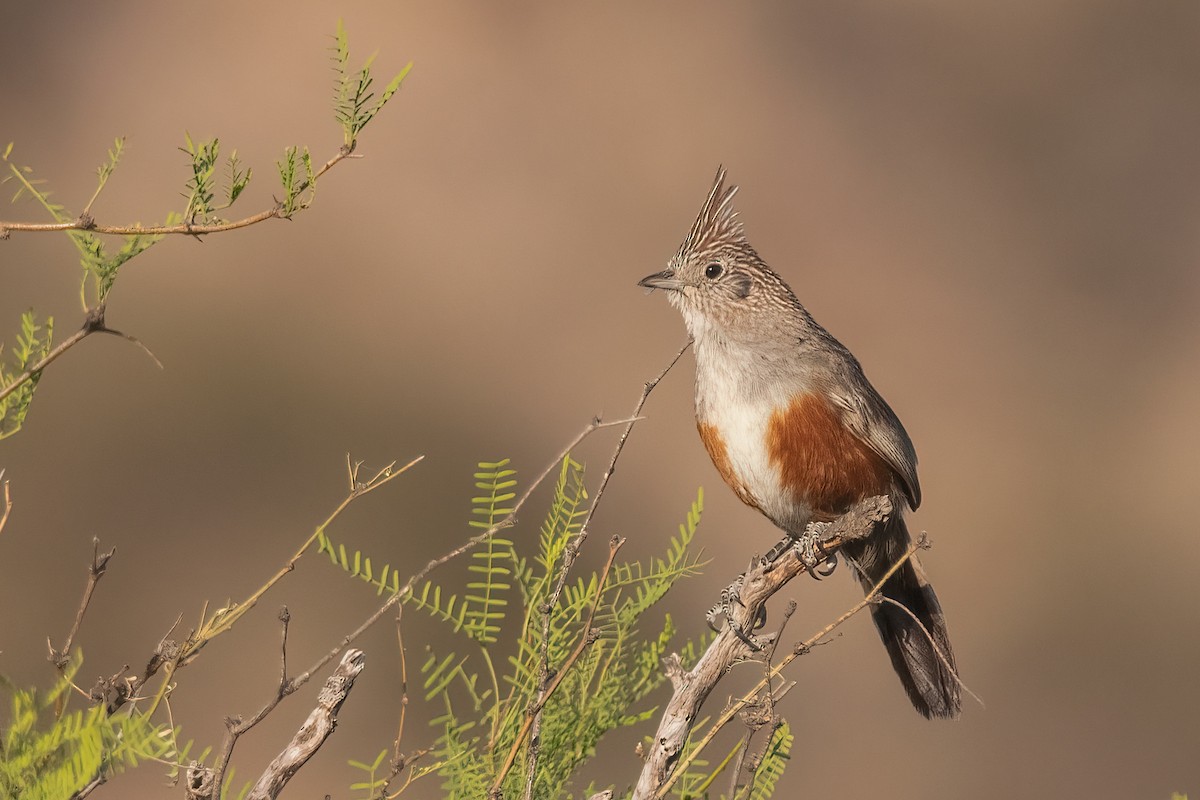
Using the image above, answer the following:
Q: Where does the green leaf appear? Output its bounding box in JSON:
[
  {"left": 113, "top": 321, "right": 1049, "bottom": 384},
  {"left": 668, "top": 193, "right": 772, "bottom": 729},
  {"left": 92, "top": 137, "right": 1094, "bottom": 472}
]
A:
[
  {"left": 0, "top": 310, "right": 55, "bottom": 440},
  {"left": 330, "top": 22, "right": 413, "bottom": 146}
]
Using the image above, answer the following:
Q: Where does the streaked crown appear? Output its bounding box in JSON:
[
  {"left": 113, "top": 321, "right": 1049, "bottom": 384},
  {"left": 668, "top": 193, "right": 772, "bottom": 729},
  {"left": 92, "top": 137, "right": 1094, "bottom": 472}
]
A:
[
  {"left": 639, "top": 168, "right": 804, "bottom": 344},
  {"left": 672, "top": 167, "right": 747, "bottom": 266}
]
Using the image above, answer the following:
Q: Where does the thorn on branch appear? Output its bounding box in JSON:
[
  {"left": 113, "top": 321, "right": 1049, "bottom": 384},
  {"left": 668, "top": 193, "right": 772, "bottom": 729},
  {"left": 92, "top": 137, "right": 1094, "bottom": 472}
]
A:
[{"left": 81, "top": 305, "right": 107, "bottom": 333}]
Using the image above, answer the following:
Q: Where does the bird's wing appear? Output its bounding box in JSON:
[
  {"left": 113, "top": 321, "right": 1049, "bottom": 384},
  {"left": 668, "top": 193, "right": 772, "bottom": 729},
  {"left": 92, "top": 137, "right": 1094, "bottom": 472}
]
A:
[{"left": 828, "top": 386, "right": 921, "bottom": 510}]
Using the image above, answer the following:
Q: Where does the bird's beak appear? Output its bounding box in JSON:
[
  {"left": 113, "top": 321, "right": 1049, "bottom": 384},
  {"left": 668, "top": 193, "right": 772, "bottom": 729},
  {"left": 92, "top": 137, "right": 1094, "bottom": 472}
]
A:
[{"left": 638, "top": 270, "right": 685, "bottom": 291}]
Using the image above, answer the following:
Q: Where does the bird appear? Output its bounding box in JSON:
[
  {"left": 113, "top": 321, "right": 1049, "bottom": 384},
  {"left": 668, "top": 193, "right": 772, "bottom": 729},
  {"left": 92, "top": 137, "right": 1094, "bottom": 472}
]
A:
[{"left": 638, "top": 167, "right": 960, "bottom": 719}]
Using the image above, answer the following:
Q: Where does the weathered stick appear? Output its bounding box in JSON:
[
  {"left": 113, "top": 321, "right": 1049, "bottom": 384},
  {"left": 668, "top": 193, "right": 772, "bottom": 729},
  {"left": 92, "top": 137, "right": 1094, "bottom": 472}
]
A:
[
  {"left": 632, "top": 495, "right": 893, "bottom": 800},
  {"left": 244, "top": 649, "right": 366, "bottom": 800}
]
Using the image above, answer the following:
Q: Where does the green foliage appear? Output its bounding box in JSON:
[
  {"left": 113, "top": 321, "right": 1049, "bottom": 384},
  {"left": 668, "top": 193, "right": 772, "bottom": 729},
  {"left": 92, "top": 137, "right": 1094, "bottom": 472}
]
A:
[
  {"left": 84, "top": 137, "right": 124, "bottom": 212},
  {"left": 276, "top": 145, "right": 314, "bottom": 216},
  {"left": 747, "top": 722, "right": 793, "bottom": 800},
  {"left": 323, "top": 456, "right": 711, "bottom": 798},
  {"left": 348, "top": 749, "right": 389, "bottom": 798},
  {"left": 0, "top": 24, "right": 409, "bottom": 442},
  {"left": 0, "top": 653, "right": 176, "bottom": 800},
  {"left": 662, "top": 718, "right": 793, "bottom": 800},
  {"left": 464, "top": 460, "right": 517, "bottom": 643},
  {"left": 2, "top": 140, "right": 71, "bottom": 214},
  {"left": 0, "top": 21, "right": 405, "bottom": 309},
  {"left": 1, "top": 140, "right": 169, "bottom": 307},
  {"left": 179, "top": 133, "right": 251, "bottom": 223},
  {"left": 0, "top": 310, "right": 54, "bottom": 439},
  {"left": 332, "top": 18, "right": 414, "bottom": 148}
]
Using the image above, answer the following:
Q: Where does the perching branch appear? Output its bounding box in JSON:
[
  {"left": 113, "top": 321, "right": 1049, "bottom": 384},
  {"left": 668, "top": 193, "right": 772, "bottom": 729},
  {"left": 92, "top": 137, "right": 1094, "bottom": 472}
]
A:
[{"left": 632, "top": 494, "right": 896, "bottom": 800}]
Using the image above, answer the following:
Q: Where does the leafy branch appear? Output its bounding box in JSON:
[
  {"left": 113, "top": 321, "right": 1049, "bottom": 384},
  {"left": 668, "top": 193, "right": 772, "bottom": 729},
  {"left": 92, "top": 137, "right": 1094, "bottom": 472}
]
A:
[
  {"left": 0, "top": 311, "right": 54, "bottom": 441},
  {"left": 333, "top": 19, "right": 414, "bottom": 147},
  {"left": 0, "top": 24, "right": 412, "bottom": 440}
]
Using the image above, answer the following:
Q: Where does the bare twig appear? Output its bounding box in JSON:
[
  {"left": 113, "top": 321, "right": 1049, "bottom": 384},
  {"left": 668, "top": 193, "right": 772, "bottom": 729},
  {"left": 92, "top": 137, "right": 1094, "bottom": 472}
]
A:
[
  {"left": 288, "top": 415, "right": 641, "bottom": 696},
  {"left": 0, "top": 470, "right": 12, "bottom": 537},
  {"left": 633, "top": 495, "right": 895, "bottom": 800},
  {"left": 726, "top": 598, "right": 796, "bottom": 800},
  {"left": 48, "top": 538, "right": 116, "bottom": 717},
  {"left": 0, "top": 320, "right": 89, "bottom": 405},
  {"left": 736, "top": 720, "right": 788, "bottom": 800},
  {"left": 493, "top": 340, "right": 688, "bottom": 798},
  {"left": 547, "top": 339, "right": 691, "bottom": 604},
  {"left": 202, "top": 608, "right": 293, "bottom": 799},
  {"left": 67, "top": 772, "right": 106, "bottom": 800},
  {"left": 0, "top": 303, "right": 162, "bottom": 406},
  {"left": 174, "top": 456, "right": 422, "bottom": 667},
  {"left": 877, "top": 595, "right": 982, "bottom": 708},
  {"left": 244, "top": 648, "right": 367, "bottom": 800},
  {"left": 48, "top": 538, "right": 116, "bottom": 670},
  {"left": 102, "top": 456, "right": 420, "bottom": 722},
  {"left": 375, "top": 605, "right": 420, "bottom": 799}
]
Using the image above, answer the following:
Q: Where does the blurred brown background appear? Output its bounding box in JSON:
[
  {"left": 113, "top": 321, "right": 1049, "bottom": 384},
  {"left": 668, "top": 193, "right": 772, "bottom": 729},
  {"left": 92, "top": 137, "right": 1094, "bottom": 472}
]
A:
[{"left": 3, "top": 2, "right": 1199, "bottom": 798}]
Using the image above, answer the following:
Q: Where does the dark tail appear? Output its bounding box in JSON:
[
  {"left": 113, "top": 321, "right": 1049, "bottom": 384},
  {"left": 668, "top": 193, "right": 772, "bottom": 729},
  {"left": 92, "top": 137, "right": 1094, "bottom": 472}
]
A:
[{"left": 843, "top": 515, "right": 961, "bottom": 719}]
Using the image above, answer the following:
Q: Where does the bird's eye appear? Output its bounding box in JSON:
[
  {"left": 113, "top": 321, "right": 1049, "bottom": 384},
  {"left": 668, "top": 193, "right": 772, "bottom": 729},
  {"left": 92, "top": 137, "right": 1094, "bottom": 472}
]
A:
[{"left": 704, "top": 262, "right": 723, "bottom": 280}]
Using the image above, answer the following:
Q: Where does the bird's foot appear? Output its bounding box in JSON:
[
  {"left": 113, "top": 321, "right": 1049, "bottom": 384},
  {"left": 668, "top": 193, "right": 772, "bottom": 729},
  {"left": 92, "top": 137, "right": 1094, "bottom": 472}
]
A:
[
  {"left": 792, "top": 522, "right": 838, "bottom": 579},
  {"left": 706, "top": 566, "right": 767, "bottom": 650},
  {"left": 706, "top": 573, "right": 745, "bottom": 632}
]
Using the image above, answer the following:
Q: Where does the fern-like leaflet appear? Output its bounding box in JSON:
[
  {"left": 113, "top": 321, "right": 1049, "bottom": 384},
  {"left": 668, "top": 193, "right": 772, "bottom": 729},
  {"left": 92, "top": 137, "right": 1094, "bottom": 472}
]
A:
[
  {"left": 747, "top": 721, "right": 794, "bottom": 800},
  {"left": 0, "top": 311, "right": 54, "bottom": 439},
  {"left": 463, "top": 460, "right": 517, "bottom": 643},
  {"left": 326, "top": 455, "right": 716, "bottom": 798},
  {"left": 0, "top": 652, "right": 176, "bottom": 799}
]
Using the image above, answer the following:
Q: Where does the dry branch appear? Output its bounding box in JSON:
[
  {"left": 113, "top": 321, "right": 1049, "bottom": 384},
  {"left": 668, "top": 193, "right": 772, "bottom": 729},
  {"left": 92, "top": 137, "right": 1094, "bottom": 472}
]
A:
[
  {"left": 244, "top": 648, "right": 366, "bottom": 800},
  {"left": 631, "top": 495, "right": 894, "bottom": 800},
  {"left": 0, "top": 470, "right": 12, "bottom": 536}
]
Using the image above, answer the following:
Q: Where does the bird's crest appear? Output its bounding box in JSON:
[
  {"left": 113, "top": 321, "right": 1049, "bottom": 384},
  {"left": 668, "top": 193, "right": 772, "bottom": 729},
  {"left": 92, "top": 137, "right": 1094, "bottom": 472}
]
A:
[{"left": 675, "top": 166, "right": 745, "bottom": 262}]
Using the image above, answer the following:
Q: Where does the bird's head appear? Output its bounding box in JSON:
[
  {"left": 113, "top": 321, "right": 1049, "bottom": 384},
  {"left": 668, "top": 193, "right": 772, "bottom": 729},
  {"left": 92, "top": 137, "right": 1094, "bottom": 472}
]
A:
[{"left": 639, "top": 167, "right": 799, "bottom": 345}]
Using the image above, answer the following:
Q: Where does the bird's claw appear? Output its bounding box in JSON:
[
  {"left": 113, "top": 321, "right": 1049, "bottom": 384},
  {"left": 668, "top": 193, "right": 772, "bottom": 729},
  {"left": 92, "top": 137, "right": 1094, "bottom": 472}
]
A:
[
  {"left": 706, "top": 572, "right": 767, "bottom": 649},
  {"left": 706, "top": 573, "right": 745, "bottom": 632},
  {"left": 792, "top": 522, "right": 838, "bottom": 580}
]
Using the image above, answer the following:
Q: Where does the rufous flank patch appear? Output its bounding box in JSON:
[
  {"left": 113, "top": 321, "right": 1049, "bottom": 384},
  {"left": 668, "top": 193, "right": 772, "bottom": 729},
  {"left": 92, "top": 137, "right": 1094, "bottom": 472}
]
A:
[{"left": 766, "top": 392, "right": 893, "bottom": 520}]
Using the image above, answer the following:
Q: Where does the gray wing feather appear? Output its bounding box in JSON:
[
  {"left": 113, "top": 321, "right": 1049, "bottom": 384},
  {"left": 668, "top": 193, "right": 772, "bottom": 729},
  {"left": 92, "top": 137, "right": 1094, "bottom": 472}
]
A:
[{"left": 828, "top": 386, "right": 922, "bottom": 510}]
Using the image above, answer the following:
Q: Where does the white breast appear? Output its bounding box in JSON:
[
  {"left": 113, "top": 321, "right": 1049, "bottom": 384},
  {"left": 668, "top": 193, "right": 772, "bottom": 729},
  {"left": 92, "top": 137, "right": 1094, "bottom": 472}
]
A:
[{"left": 693, "top": 339, "right": 815, "bottom": 534}]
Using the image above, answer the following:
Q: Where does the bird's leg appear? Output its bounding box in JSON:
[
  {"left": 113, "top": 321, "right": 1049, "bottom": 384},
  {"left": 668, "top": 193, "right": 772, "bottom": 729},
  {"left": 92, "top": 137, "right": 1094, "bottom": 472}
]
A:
[
  {"left": 790, "top": 521, "right": 838, "bottom": 579},
  {"left": 706, "top": 573, "right": 745, "bottom": 632},
  {"left": 707, "top": 559, "right": 768, "bottom": 651},
  {"left": 761, "top": 534, "right": 794, "bottom": 567}
]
